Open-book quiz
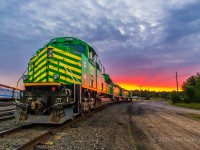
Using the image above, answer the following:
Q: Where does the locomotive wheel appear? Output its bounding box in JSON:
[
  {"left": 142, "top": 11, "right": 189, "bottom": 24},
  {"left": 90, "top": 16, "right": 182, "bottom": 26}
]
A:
[
  {"left": 87, "top": 104, "right": 91, "bottom": 113},
  {"left": 80, "top": 106, "right": 84, "bottom": 116},
  {"left": 71, "top": 115, "right": 75, "bottom": 120}
]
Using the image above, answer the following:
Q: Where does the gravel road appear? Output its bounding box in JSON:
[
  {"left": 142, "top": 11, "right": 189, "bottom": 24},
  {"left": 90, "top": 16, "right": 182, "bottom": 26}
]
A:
[
  {"left": 128, "top": 100, "right": 200, "bottom": 150},
  {"left": 2, "top": 101, "right": 200, "bottom": 149}
]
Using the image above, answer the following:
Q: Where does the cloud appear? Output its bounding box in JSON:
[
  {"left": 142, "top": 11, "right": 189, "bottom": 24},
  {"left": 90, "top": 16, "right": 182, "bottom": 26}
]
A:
[{"left": 0, "top": 0, "right": 200, "bottom": 89}]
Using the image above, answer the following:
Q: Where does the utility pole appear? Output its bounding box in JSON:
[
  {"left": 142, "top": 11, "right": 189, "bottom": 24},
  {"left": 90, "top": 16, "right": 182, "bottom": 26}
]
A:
[
  {"left": 176, "top": 71, "right": 178, "bottom": 92},
  {"left": 139, "top": 86, "right": 142, "bottom": 100}
]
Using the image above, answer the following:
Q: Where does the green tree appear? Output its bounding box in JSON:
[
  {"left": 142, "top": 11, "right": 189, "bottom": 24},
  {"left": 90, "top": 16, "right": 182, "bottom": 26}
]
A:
[
  {"left": 194, "top": 77, "right": 200, "bottom": 102},
  {"left": 182, "top": 72, "right": 200, "bottom": 103},
  {"left": 171, "top": 91, "right": 181, "bottom": 103},
  {"left": 184, "top": 86, "right": 195, "bottom": 103}
]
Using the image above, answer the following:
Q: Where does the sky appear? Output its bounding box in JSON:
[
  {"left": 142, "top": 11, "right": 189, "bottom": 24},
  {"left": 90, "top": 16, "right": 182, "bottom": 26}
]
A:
[{"left": 0, "top": 0, "right": 200, "bottom": 91}]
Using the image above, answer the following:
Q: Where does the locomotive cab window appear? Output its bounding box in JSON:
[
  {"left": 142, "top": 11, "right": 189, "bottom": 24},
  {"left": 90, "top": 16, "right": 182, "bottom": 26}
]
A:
[
  {"left": 89, "top": 47, "right": 96, "bottom": 64},
  {"left": 63, "top": 44, "right": 74, "bottom": 51},
  {"left": 102, "top": 66, "right": 105, "bottom": 74},
  {"left": 89, "top": 51, "right": 94, "bottom": 62},
  {"left": 96, "top": 58, "right": 100, "bottom": 70},
  {"left": 75, "top": 45, "right": 86, "bottom": 54}
]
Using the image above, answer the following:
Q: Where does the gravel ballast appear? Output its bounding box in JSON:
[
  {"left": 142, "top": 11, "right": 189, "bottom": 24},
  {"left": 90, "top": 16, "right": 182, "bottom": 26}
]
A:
[{"left": 36, "top": 102, "right": 136, "bottom": 150}]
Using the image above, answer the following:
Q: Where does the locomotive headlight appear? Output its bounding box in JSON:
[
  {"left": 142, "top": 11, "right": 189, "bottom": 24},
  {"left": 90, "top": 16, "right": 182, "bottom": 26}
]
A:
[
  {"left": 22, "top": 75, "right": 28, "bottom": 81},
  {"left": 48, "top": 53, "right": 53, "bottom": 58},
  {"left": 48, "top": 48, "right": 53, "bottom": 58},
  {"left": 48, "top": 49, "right": 53, "bottom": 53},
  {"left": 54, "top": 74, "right": 59, "bottom": 80}
]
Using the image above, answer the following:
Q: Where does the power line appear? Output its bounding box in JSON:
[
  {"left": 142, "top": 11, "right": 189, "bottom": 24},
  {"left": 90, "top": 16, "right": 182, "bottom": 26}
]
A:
[{"left": 137, "top": 72, "right": 192, "bottom": 88}]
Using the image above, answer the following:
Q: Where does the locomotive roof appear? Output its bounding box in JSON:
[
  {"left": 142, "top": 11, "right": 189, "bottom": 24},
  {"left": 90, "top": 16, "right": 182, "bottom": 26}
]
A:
[
  {"left": 49, "top": 37, "right": 87, "bottom": 45},
  {"left": 47, "top": 37, "right": 98, "bottom": 55}
]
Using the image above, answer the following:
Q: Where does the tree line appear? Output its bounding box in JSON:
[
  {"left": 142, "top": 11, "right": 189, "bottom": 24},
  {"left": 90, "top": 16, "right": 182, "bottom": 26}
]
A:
[
  {"left": 132, "top": 72, "right": 200, "bottom": 104},
  {"left": 181, "top": 72, "right": 200, "bottom": 103}
]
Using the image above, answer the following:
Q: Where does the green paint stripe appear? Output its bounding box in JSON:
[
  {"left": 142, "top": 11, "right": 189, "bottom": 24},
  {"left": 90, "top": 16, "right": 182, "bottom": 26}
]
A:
[
  {"left": 59, "top": 78, "right": 74, "bottom": 84},
  {"left": 53, "top": 57, "right": 81, "bottom": 71},
  {"left": 29, "top": 49, "right": 81, "bottom": 74},
  {"left": 54, "top": 51, "right": 81, "bottom": 62},
  {"left": 49, "top": 62, "right": 81, "bottom": 76},
  {"left": 48, "top": 69, "right": 57, "bottom": 78},
  {"left": 30, "top": 62, "right": 47, "bottom": 75},
  {"left": 52, "top": 45, "right": 81, "bottom": 58},
  {"left": 30, "top": 50, "right": 47, "bottom": 64},
  {"left": 48, "top": 75, "right": 73, "bottom": 84},
  {"left": 48, "top": 75, "right": 54, "bottom": 81},
  {"left": 29, "top": 57, "right": 47, "bottom": 72},
  {"left": 57, "top": 69, "right": 81, "bottom": 82},
  {"left": 49, "top": 75, "right": 75, "bottom": 84},
  {"left": 37, "top": 76, "right": 47, "bottom": 82},
  {"left": 33, "top": 69, "right": 47, "bottom": 81},
  {"left": 48, "top": 68, "right": 81, "bottom": 83}
]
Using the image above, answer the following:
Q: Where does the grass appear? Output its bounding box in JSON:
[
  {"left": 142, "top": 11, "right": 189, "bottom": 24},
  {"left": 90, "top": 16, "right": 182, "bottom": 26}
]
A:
[
  {"left": 166, "top": 99, "right": 172, "bottom": 104},
  {"left": 173, "top": 102, "right": 200, "bottom": 110},
  {"left": 186, "top": 113, "right": 200, "bottom": 120},
  {"left": 166, "top": 99, "right": 200, "bottom": 110},
  {"left": 166, "top": 100, "right": 200, "bottom": 120}
]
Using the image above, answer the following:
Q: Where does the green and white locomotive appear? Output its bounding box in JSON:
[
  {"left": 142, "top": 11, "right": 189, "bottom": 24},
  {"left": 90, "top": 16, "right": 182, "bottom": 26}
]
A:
[{"left": 15, "top": 37, "right": 132, "bottom": 124}]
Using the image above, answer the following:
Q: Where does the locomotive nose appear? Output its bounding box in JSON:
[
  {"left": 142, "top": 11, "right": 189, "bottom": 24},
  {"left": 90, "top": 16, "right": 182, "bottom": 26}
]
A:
[{"left": 30, "top": 97, "right": 47, "bottom": 110}]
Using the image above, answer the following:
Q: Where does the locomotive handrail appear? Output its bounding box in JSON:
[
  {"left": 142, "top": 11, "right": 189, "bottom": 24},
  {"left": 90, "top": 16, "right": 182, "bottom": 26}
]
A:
[
  {"left": 61, "top": 64, "right": 76, "bottom": 83},
  {"left": 15, "top": 67, "right": 28, "bottom": 102},
  {"left": 16, "top": 67, "right": 28, "bottom": 89},
  {"left": 60, "top": 62, "right": 81, "bottom": 84},
  {"left": 68, "top": 67, "right": 81, "bottom": 84}
]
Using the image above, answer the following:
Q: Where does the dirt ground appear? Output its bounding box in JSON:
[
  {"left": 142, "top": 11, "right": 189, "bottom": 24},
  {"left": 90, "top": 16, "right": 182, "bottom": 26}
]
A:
[
  {"left": 128, "top": 100, "right": 200, "bottom": 150},
  {"left": 32, "top": 101, "right": 200, "bottom": 150}
]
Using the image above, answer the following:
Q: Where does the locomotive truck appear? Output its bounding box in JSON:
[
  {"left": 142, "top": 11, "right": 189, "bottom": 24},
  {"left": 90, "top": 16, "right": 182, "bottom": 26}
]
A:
[{"left": 15, "top": 37, "right": 132, "bottom": 124}]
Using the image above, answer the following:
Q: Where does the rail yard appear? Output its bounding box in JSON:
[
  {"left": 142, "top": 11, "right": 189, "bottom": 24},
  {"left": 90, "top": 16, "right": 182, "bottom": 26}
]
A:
[
  {"left": 0, "top": 31, "right": 200, "bottom": 150},
  {"left": 1, "top": 36, "right": 200, "bottom": 149},
  {"left": 1, "top": 101, "right": 200, "bottom": 149},
  {"left": 1, "top": 0, "right": 200, "bottom": 149}
]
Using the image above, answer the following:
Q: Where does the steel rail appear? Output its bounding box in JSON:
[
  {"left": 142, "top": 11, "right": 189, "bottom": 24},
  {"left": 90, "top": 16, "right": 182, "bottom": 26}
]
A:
[
  {"left": 0, "top": 108, "right": 15, "bottom": 113},
  {"left": 0, "top": 123, "right": 34, "bottom": 137},
  {"left": 0, "top": 114, "right": 14, "bottom": 120},
  {"left": 14, "top": 105, "right": 110, "bottom": 150},
  {"left": 0, "top": 109, "right": 15, "bottom": 120}
]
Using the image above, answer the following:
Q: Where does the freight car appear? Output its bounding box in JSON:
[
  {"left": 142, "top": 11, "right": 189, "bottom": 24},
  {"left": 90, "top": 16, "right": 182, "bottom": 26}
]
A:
[
  {"left": 15, "top": 37, "right": 132, "bottom": 124},
  {"left": 0, "top": 84, "right": 20, "bottom": 101}
]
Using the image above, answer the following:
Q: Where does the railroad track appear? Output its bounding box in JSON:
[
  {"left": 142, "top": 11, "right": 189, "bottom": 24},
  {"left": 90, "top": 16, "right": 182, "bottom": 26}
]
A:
[
  {"left": 0, "top": 104, "right": 109, "bottom": 150},
  {"left": 0, "top": 102, "right": 15, "bottom": 106},
  {"left": 0, "top": 123, "right": 54, "bottom": 150},
  {"left": 0, "top": 123, "right": 34, "bottom": 137},
  {"left": 0, "top": 108, "right": 15, "bottom": 120}
]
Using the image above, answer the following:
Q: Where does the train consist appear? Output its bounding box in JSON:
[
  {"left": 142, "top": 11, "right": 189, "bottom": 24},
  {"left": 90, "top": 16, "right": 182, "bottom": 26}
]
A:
[{"left": 15, "top": 37, "right": 132, "bottom": 124}]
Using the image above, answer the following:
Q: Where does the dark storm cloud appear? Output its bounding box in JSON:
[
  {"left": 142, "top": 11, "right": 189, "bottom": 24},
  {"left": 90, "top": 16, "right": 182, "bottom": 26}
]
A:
[
  {"left": 0, "top": 0, "right": 200, "bottom": 87},
  {"left": 164, "top": 2, "right": 200, "bottom": 43}
]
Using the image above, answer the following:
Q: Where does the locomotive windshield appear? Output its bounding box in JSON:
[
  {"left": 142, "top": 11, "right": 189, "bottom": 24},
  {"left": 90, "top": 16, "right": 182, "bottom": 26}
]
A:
[{"left": 63, "top": 44, "right": 86, "bottom": 54}]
